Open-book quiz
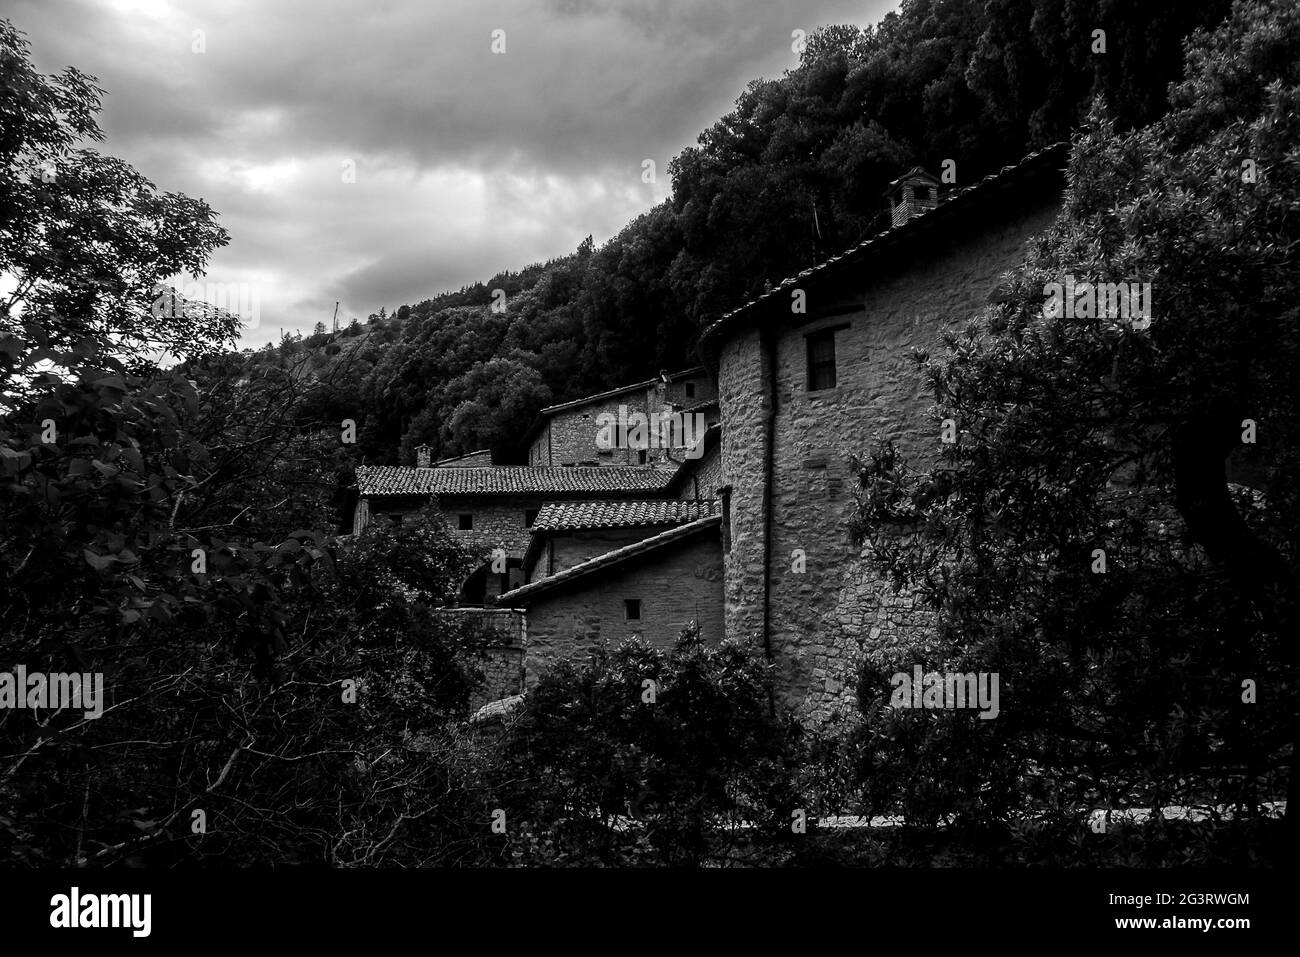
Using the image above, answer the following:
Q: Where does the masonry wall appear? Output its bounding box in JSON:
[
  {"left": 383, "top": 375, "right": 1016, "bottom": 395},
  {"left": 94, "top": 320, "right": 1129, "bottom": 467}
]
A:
[
  {"left": 523, "top": 532, "right": 725, "bottom": 684},
  {"left": 357, "top": 493, "right": 428, "bottom": 535},
  {"left": 438, "top": 495, "right": 540, "bottom": 560},
  {"left": 717, "top": 196, "right": 1061, "bottom": 722},
  {"left": 529, "top": 526, "right": 681, "bottom": 583},
  {"left": 528, "top": 372, "right": 716, "bottom": 467},
  {"left": 436, "top": 450, "right": 494, "bottom": 467},
  {"left": 673, "top": 443, "right": 723, "bottom": 501},
  {"left": 716, "top": 329, "right": 773, "bottom": 646}
]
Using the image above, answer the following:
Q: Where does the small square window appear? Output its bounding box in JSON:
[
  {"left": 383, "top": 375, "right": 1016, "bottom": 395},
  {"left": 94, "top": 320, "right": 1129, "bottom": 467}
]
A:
[
  {"left": 458, "top": 514, "right": 473, "bottom": 531},
  {"left": 636, "top": 449, "right": 648, "bottom": 465},
  {"left": 685, "top": 382, "right": 696, "bottom": 399},
  {"left": 624, "top": 599, "right": 642, "bottom": 621},
  {"left": 524, "top": 509, "right": 539, "bottom": 527},
  {"left": 807, "top": 328, "right": 838, "bottom": 391}
]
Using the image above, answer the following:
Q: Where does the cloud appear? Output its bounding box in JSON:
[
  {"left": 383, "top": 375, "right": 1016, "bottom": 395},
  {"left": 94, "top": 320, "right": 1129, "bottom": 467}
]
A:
[{"left": 9, "top": 0, "right": 884, "bottom": 346}]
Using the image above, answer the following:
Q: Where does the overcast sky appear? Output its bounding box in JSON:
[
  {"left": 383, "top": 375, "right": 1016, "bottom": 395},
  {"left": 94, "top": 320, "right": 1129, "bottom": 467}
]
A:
[{"left": 10, "top": 0, "right": 891, "bottom": 347}]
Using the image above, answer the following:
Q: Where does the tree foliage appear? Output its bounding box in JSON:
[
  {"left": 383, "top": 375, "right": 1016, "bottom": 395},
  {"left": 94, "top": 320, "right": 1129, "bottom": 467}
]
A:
[
  {"left": 220, "top": 0, "right": 1234, "bottom": 465},
  {"left": 851, "top": 0, "right": 1298, "bottom": 838}
]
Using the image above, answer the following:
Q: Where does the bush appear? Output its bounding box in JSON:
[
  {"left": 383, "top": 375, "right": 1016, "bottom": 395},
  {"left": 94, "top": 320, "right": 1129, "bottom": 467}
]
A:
[{"left": 485, "top": 625, "right": 817, "bottom": 866}]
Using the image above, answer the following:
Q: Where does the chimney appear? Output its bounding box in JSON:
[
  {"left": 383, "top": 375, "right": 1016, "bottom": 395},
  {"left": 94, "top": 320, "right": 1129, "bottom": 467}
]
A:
[
  {"left": 415, "top": 444, "right": 432, "bottom": 468},
  {"left": 885, "top": 167, "right": 941, "bottom": 227}
]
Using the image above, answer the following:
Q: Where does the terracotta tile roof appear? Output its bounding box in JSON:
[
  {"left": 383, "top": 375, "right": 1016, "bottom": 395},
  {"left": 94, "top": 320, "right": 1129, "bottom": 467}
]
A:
[
  {"left": 532, "top": 498, "right": 720, "bottom": 533},
  {"left": 884, "top": 165, "right": 942, "bottom": 191},
  {"left": 498, "top": 515, "right": 722, "bottom": 605},
  {"left": 699, "top": 142, "right": 1068, "bottom": 353},
  {"left": 355, "top": 465, "right": 675, "bottom": 497}
]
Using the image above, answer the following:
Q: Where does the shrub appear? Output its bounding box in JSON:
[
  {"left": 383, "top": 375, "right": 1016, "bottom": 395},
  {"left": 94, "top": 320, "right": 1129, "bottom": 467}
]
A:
[{"left": 485, "top": 625, "right": 815, "bottom": 866}]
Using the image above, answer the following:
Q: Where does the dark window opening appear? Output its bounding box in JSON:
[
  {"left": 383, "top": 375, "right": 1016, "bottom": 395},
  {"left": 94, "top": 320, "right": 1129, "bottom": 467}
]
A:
[
  {"left": 637, "top": 449, "right": 648, "bottom": 465},
  {"left": 524, "top": 509, "right": 539, "bottom": 527},
  {"left": 685, "top": 382, "right": 696, "bottom": 399},
  {"left": 458, "top": 514, "right": 473, "bottom": 530},
  {"left": 807, "top": 328, "right": 838, "bottom": 391},
  {"left": 624, "top": 599, "right": 642, "bottom": 621}
]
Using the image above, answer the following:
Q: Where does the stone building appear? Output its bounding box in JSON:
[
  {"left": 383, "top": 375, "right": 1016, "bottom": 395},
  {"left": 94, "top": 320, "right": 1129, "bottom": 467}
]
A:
[
  {"left": 497, "top": 515, "right": 724, "bottom": 685},
  {"left": 352, "top": 146, "right": 1068, "bottom": 721},
  {"left": 423, "top": 447, "right": 492, "bottom": 468},
  {"left": 696, "top": 144, "right": 1068, "bottom": 722},
  {"left": 521, "top": 498, "right": 721, "bottom": 583},
  {"left": 664, "top": 423, "right": 723, "bottom": 503},
  {"left": 523, "top": 367, "right": 718, "bottom": 467},
  {"left": 352, "top": 464, "right": 676, "bottom": 601}
]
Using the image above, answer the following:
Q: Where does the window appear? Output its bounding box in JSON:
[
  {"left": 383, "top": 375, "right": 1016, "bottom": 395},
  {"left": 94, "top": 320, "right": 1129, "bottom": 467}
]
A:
[
  {"left": 458, "top": 514, "right": 473, "bottom": 531},
  {"left": 685, "top": 382, "right": 696, "bottom": 399},
  {"left": 624, "top": 599, "right": 642, "bottom": 621},
  {"left": 807, "top": 328, "right": 838, "bottom": 391},
  {"left": 524, "top": 509, "right": 539, "bottom": 527},
  {"left": 636, "top": 449, "right": 648, "bottom": 465}
]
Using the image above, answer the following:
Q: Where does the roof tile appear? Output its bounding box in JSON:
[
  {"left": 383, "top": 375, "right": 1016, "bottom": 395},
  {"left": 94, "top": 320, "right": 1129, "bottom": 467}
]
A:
[
  {"left": 499, "top": 515, "right": 722, "bottom": 605},
  {"left": 532, "top": 498, "right": 720, "bottom": 533},
  {"left": 356, "top": 465, "right": 675, "bottom": 497}
]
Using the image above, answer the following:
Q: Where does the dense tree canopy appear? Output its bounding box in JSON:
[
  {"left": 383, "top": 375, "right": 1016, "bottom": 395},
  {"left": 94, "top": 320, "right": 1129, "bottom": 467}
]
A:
[
  {"left": 4, "top": 0, "right": 1291, "bottom": 867},
  {"left": 852, "top": 0, "right": 1299, "bottom": 844},
  {"left": 223, "top": 0, "right": 1234, "bottom": 466}
]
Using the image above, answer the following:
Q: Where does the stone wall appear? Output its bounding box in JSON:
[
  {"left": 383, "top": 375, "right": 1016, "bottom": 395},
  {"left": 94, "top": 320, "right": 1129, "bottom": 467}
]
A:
[
  {"left": 716, "top": 196, "right": 1062, "bottom": 722},
  {"left": 528, "top": 371, "right": 716, "bottom": 467},
  {"left": 523, "top": 530, "right": 724, "bottom": 685},
  {"left": 716, "top": 328, "right": 773, "bottom": 647},
  {"left": 529, "top": 526, "right": 681, "bottom": 583},
  {"left": 673, "top": 443, "right": 723, "bottom": 501},
  {"left": 436, "top": 450, "right": 494, "bottom": 467},
  {"left": 439, "top": 495, "right": 541, "bottom": 560}
]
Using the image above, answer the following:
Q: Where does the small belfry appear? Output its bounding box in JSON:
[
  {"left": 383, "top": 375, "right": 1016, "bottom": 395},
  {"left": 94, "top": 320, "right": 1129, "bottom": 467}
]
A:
[{"left": 884, "top": 166, "right": 942, "bottom": 226}]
